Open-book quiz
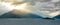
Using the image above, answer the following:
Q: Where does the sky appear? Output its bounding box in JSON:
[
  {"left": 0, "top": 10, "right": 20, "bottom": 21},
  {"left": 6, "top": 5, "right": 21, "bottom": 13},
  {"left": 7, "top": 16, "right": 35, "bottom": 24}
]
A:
[{"left": 0, "top": 0, "right": 60, "bottom": 18}]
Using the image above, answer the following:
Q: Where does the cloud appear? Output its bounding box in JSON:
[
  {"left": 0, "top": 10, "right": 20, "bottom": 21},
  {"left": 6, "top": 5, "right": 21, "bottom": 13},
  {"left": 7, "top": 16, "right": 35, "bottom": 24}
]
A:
[{"left": 0, "top": 0, "right": 60, "bottom": 18}]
